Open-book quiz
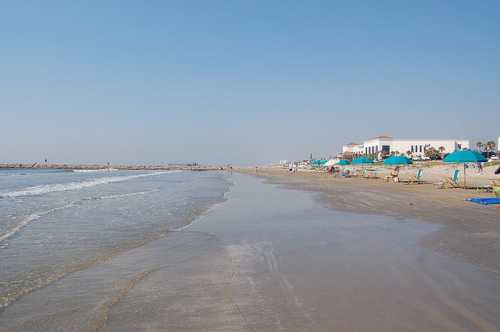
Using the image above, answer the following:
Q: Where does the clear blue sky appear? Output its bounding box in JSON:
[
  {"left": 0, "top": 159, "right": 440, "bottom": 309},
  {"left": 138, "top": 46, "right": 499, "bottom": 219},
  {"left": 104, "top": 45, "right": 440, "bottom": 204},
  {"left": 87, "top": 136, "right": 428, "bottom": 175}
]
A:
[{"left": 1, "top": 1, "right": 499, "bottom": 165}]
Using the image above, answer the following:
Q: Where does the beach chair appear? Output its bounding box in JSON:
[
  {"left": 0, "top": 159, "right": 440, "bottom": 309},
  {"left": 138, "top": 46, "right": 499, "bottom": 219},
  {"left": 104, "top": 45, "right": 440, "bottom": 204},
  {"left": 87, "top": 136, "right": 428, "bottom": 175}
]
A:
[
  {"left": 435, "top": 169, "right": 460, "bottom": 189},
  {"left": 406, "top": 169, "right": 424, "bottom": 184}
]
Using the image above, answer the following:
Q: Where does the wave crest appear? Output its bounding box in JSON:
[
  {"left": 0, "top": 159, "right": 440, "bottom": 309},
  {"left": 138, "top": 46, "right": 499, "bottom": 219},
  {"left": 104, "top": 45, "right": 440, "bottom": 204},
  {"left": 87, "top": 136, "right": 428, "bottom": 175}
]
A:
[{"left": 0, "top": 171, "right": 180, "bottom": 199}]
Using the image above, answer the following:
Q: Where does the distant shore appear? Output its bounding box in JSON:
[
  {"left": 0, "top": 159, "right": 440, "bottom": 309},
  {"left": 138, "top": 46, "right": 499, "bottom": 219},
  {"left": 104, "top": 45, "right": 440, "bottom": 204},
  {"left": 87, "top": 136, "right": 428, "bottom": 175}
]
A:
[{"left": 0, "top": 163, "right": 223, "bottom": 171}]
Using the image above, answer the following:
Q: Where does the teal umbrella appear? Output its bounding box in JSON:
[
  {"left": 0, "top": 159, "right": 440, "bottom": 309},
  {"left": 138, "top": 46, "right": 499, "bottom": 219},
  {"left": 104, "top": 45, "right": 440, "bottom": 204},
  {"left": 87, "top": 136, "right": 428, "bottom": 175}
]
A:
[
  {"left": 352, "top": 156, "right": 374, "bottom": 165},
  {"left": 443, "top": 150, "right": 486, "bottom": 163},
  {"left": 383, "top": 156, "right": 413, "bottom": 166},
  {"left": 337, "top": 159, "right": 350, "bottom": 166},
  {"left": 310, "top": 159, "right": 328, "bottom": 167},
  {"left": 443, "top": 150, "right": 486, "bottom": 188}
]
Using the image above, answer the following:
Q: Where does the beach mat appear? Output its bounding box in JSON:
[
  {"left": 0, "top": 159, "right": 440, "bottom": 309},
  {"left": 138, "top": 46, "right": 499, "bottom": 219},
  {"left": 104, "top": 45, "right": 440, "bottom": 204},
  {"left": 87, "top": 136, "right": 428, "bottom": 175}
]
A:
[{"left": 466, "top": 198, "right": 500, "bottom": 205}]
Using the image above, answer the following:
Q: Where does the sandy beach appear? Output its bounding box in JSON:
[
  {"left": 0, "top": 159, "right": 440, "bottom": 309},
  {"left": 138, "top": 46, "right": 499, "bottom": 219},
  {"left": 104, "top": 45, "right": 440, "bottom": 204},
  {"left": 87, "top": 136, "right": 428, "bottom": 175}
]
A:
[
  {"left": 238, "top": 166, "right": 500, "bottom": 273},
  {"left": 2, "top": 172, "right": 500, "bottom": 331}
]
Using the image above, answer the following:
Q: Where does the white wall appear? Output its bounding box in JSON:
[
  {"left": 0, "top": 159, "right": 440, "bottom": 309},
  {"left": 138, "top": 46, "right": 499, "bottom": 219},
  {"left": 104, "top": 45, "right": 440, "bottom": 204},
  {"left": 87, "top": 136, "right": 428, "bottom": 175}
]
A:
[
  {"left": 343, "top": 144, "right": 364, "bottom": 154},
  {"left": 361, "top": 138, "right": 392, "bottom": 155},
  {"left": 390, "top": 139, "right": 469, "bottom": 156}
]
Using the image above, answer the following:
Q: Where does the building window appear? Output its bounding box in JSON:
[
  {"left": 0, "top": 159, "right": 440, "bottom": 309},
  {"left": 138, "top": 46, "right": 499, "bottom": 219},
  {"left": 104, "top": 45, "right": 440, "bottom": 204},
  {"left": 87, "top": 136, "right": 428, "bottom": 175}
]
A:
[
  {"left": 419, "top": 145, "right": 423, "bottom": 153},
  {"left": 411, "top": 146, "right": 414, "bottom": 153}
]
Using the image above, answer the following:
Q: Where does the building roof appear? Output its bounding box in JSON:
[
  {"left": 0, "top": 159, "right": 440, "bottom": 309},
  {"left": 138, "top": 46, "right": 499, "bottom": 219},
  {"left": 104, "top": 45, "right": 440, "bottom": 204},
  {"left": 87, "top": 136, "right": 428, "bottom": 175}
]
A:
[{"left": 366, "top": 135, "right": 393, "bottom": 140}]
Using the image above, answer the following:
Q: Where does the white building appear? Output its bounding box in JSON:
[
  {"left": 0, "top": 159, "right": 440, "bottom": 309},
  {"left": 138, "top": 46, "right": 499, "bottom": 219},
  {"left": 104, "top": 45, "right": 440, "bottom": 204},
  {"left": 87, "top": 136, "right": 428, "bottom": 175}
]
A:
[
  {"left": 342, "top": 143, "right": 363, "bottom": 154},
  {"left": 342, "top": 136, "right": 470, "bottom": 159}
]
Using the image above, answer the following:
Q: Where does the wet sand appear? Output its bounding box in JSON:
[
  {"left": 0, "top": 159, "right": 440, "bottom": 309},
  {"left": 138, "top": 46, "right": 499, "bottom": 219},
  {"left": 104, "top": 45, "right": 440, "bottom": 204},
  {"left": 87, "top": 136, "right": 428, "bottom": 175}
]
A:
[
  {"left": 1, "top": 174, "right": 500, "bottom": 331},
  {"left": 240, "top": 167, "right": 500, "bottom": 273}
]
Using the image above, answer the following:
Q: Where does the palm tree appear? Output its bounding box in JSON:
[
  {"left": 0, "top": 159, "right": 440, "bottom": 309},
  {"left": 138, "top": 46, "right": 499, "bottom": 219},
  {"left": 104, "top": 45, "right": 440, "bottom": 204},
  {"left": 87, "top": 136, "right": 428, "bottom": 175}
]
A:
[
  {"left": 486, "top": 141, "right": 496, "bottom": 152},
  {"left": 438, "top": 146, "right": 446, "bottom": 159},
  {"left": 476, "top": 141, "right": 484, "bottom": 151}
]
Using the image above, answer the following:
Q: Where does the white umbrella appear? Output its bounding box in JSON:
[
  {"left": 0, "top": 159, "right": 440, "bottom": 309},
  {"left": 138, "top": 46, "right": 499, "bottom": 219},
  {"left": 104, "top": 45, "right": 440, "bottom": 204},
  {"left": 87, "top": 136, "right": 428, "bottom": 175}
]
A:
[{"left": 324, "top": 159, "right": 337, "bottom": 167}]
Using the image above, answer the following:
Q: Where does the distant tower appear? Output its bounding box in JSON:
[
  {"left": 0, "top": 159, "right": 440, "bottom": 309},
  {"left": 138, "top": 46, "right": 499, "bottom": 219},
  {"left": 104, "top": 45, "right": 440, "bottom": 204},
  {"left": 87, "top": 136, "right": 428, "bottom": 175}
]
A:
[{"left": 310, "top": 153, "right": 313, "bottom": 160}]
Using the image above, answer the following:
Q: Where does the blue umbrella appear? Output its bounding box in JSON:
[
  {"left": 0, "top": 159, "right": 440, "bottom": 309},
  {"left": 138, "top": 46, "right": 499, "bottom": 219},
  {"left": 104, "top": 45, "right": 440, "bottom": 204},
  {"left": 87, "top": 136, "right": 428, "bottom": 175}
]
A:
[
  {"left": 443, "top": 150, "right": 486, "bottom": 163},
  {"left": 383, "top": 156, "right": 412, "bottom": 166},
  {"left": 444, "top": 150, "right": 486, "bottom": 188},
  {"left": 337, "top": 159, "right": 350, "bottom": 166},
  {"left": 352, "top": 156, "right": 374, "bottom": 165},
  {"left": 310, "top": 159, "right": 328, "bottom": 167}
]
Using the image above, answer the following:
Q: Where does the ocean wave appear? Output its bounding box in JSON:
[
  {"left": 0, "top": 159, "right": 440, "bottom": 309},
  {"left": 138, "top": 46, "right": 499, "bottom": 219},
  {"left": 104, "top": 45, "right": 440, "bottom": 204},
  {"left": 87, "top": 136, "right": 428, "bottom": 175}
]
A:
[
  {"left": 72, "top": 168, "right": 119, "bottom": 173},
  {"left": 0, "top": 188, "right": 162, "bottom": 243},
  {"left": 82, "top": 189, "right": 160, "bottom": 201},
  {"left": 0, "top": 171, "right": 180, "bottom": 199},
  {"left": 0, "top": 203, "right": 76, "bottom": 243}
]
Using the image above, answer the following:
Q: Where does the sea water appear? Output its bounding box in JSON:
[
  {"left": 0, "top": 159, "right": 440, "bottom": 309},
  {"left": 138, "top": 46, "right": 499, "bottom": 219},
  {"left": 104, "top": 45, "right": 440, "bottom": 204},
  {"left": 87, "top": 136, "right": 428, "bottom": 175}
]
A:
[{"left": 0, "top": 169, "right": 230, "bottom": 309}]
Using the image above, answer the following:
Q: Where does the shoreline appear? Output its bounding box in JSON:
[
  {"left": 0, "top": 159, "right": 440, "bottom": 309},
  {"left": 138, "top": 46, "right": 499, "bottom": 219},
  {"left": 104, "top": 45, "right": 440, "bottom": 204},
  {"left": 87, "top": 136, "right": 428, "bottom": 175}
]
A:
[
  {"left": 237, "top": 167, "right": 500, "bottom": 273},
  {"left": 2, "top": 172, "right": 500, "bottom": 330}
]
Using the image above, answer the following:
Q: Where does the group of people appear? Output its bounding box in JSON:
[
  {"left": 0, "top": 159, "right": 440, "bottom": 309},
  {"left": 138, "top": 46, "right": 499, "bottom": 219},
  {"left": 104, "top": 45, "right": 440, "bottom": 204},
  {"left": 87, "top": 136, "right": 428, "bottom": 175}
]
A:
[{"left": 327, "top": 165, "right": 351, "bottom": 177}]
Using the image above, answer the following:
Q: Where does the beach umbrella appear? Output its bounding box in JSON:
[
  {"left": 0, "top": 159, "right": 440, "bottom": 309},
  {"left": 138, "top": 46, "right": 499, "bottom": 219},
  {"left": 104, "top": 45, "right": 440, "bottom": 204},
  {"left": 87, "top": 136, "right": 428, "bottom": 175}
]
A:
[
  {"left": 351, "top": 156, "right": 374, "bottom": 165},
  {"left": 337, "top": 159, "right": 350, "bottom": 166},
  {"left": 324, "top": 159, "right": 337, "bottom": 167},
  {"left": 310, "top": 159, "right": 328, "bottom": 167},
  {"left": 383, "top": 156, "right": 412, "bottom": 166},
  {"left": 443, "top": 150, "right": 486, "bottom": 188}
]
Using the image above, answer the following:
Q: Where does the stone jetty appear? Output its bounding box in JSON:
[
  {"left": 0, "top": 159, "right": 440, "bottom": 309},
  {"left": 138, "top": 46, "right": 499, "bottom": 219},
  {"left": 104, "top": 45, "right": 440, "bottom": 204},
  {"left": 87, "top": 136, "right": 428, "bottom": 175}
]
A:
[{"left": 0, "top": 163, "right": 224, "bottom": 171}]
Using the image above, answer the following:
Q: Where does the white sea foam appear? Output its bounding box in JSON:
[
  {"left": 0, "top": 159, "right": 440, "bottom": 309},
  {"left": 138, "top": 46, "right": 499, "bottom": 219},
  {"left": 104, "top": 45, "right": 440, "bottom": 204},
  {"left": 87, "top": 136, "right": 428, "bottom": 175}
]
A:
[
  {"left": 99, "top": 189, "right": 160, "bottom": 200},
  {"left": 81, "top": 189, "right": 160, "bottom": 201},
  {"left": 0, "top": 203, "right": 76, "bottom": 243},
  {"left": 0, "top": 187, "right": 163, "bottom": 243},
  {"left": 0, "top": 171, "right": 179, "bottom": 199},
  {"left": 72, "top": 168, "right": 119, "bottom": 173}
]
